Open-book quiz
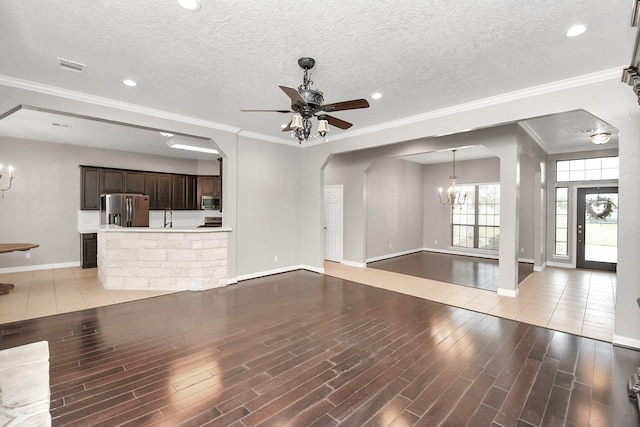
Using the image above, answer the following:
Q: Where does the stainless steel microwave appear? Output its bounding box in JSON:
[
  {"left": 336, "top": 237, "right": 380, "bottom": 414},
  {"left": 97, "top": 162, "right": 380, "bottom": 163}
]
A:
[{"left": 201, "top": 195, "right": 220, "bottom": 210}]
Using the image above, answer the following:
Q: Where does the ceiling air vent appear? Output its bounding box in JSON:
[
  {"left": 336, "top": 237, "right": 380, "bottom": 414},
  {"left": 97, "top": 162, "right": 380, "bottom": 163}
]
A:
[{"left": 58, "top": 57, "right": 86, "bottom": 73}]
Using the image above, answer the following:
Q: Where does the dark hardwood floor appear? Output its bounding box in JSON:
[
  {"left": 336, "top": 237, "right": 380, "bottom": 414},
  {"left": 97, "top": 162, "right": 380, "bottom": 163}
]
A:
[
  {"left": 0, "top": 270, "right": 638, "bottom": 426},
  {"left": 368, "top": 252, "right": 534, "bottom": 291}
]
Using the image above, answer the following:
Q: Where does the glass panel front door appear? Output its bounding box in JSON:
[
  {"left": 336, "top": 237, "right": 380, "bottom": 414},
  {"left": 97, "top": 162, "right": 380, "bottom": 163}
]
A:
[{"left": 577, "top": 187, "right": 617, "bottom": 271}]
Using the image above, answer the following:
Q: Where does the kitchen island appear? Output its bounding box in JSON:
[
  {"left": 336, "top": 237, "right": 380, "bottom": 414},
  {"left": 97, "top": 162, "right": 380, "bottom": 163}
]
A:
[{"left": 97, "top": 226, "right": 231, "bottom": 291}]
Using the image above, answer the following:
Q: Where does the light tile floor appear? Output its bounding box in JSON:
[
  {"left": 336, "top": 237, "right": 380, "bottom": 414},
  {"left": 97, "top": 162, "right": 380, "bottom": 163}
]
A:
[
  {"left": 324, "top": 262, "right": 617, "bottom": 343},
  {"left": 0, "top": 267, "right": 176, "bottom": 325},
  {"left": 0, "top": 264, "right": 617, "bottom": 343}
]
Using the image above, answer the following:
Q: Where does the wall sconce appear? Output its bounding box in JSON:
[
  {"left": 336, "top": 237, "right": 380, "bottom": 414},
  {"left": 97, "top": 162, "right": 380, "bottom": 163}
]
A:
[{"left": 0, "top": 164, "right": 14, "bottom": 198}]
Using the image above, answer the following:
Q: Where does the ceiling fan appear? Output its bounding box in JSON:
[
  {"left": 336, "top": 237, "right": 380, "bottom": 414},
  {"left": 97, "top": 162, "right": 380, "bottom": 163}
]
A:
[{"left": 241, "top": 57, "right": 370, "bottom": 143}]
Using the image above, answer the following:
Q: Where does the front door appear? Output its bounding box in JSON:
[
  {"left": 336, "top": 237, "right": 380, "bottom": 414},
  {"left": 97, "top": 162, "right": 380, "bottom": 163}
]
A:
[{"left": 576, "top": 187, "right": 618, "bottom": 271}]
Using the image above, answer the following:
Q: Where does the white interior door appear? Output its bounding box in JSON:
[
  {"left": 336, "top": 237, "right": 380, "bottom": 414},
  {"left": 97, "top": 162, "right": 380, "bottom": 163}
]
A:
[{"left": 324, "top": 185, "right": 343, "bottom": 262}]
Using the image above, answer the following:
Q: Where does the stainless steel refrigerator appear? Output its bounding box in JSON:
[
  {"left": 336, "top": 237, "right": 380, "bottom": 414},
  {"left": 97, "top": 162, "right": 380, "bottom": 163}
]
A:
[{"left": 100, "top": 193, "right": 150, "bottom": 227}]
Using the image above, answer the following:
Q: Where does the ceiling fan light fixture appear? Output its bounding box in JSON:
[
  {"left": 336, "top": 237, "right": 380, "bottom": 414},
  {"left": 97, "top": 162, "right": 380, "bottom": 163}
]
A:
[
  {"left": 291, "top": 114, "right": 303, "bottom": 130},
  {"left": 590, "top": 132, "right": 612, "bottom": 144},
  {"left": 317, "top": 119, "right": 329, "bottom": 136}
]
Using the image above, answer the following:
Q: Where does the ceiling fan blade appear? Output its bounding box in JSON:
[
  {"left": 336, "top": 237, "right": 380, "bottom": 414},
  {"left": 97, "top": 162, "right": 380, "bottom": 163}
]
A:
[
  {"left": 279, "top": 86, "right": 307, "bottom": 106},
  {"left": 241, "top": 109, "right": 292, "bottom": 113},
  {"left": 324, "top": 115, "right": 353, "bottom": 130},
  {"left": 321, "top": 99, "right": 369, "bottom": 112},
  {"left": 282, "top": 120, "right": 293, "bottom": 132}
]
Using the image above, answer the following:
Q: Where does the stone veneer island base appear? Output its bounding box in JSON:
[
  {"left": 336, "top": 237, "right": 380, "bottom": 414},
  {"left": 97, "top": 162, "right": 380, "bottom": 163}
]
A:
[{"left": 97, "top": 226, "right": 231, "bottom": 291}]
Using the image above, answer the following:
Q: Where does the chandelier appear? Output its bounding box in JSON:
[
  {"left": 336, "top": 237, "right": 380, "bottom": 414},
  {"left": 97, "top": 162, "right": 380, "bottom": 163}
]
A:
[
  {"left": 0, "top": 164, "right": 14, "bottom": 198},
  {"left": 438, "top": 150, "right": 467, "bottom": 207}
]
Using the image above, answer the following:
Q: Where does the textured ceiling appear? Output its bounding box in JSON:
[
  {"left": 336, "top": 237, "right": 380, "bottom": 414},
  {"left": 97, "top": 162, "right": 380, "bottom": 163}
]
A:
[{"left": 0, "top": 0, "right": 635, "bottom": 148}]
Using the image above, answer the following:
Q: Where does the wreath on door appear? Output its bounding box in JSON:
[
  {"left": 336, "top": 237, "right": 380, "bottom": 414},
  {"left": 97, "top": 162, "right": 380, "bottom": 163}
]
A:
[{"left": 586, "top": 197, "right": 616, "bottom": 221}]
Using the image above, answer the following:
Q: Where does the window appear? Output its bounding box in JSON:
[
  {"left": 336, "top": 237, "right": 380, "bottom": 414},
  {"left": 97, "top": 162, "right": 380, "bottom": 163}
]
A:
[
  {"left": 452, "top": 184, "right": 500, "bottom": 250},
  {"left": 555, "top": 187, "right": 568, "bottom": 256},
  {"left": 556, "top": 156, "right": 618, "bottom": 182}
]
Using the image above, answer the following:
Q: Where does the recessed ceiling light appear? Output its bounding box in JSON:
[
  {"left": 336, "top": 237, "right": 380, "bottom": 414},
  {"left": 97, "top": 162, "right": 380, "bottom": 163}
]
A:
[
  {"left": 281, "top": 124, "right": 287, "bottom": 129},
  {"left": 566, "top": 24, "right": 587, "bottom": 37},
  {"left": 371, "top": 93, "right": 383, "bottom": 100},
  {"left": 123, "top": 79, "right": 137, "bottom": 87},
  {"left": 177, "top": 0, "right": 201, "bottom": 11}
]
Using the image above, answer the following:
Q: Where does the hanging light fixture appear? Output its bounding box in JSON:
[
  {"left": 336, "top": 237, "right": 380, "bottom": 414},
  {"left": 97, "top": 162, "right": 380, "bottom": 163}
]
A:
[
  {"left": 0, "top": 164, "right": 14, "bottom": 198},
  {"left": 438, "top": 150, "right": 467, "bottom": 208}
]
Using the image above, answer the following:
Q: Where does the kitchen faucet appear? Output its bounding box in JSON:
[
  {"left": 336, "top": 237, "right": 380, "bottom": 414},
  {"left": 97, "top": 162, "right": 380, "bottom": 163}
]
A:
[{"left": 163, "top": 208, "right": 173, "bottom": 228}]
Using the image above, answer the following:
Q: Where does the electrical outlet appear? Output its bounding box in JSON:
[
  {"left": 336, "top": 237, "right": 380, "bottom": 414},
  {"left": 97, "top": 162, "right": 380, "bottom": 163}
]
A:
[
  {"left": 389, "top": 244, "right": 392, "bottom": 249},
  {"left": 434, "top": 240, "right": 438, "bottom": 245},
  {"left": 520, "top": 248, "right": 524, "bottom": 253},
  {"left": 274, "top": 255, "right": 278, "bottom": 262},
  {"left": 26, "top": 252, "right": 31, "bottom": 259}
]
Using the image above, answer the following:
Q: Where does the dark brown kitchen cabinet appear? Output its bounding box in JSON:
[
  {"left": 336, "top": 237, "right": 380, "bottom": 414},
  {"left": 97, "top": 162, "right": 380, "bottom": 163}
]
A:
[
  {"left": 81, "top": 165, "right": 216, "bottom": 210},
  {"left": 197, "top": 176, "right": 215, "bottom": 195},
  {"left": 212, "top": 176, "right": 222, "bottom": 198},
  {"left": 146, "top": 173, "right": 173, "bottom": 209},
  {"left": 101, "top": 169, "right": 124, "bottom": 193},
  {"left": 196, "top": 175, "right": 222, "bottom": 210},
  {"left": 171, "top": 175, "right": 197, "bottom": 210},
  {"left": 81, "top": 167, "right": 101, "bottom": 210},
  {"left": 81, "top": 233, "right": 97, "bottom": 268},
  {"left": 172, "top": 175, "right": 187, "bottom": 210},
  {"left": 124, "top": 171, "right": 146, "bottom": 194},
  {"left": 186, "top": 175, "right": 197, "bottom": 210}
]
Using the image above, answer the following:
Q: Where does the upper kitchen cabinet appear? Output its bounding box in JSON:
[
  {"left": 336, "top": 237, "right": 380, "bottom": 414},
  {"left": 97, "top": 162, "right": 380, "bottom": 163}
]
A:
[
  {"left": 172, "top": 175, "right": 186, "bottom": 210},
  {"left": 146, "top": 172, "right": 173, "bottom": 210},
  {"left": 124, "top": 171, "right": 146, "bottom": 194},
  {"left": 101, "top": 169, "right": 124, "bottom": 193},
  {"left": 81, "top": 166, "right": 101, "bottom": 210},
  {"left": 81, "top": 165, "right": 215, "bottom": 210}
]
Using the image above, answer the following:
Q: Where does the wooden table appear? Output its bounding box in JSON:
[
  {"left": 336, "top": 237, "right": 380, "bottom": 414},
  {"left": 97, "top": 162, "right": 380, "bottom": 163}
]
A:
[{"left": 0, "top": 243, "right": 39, "bottom": 294}]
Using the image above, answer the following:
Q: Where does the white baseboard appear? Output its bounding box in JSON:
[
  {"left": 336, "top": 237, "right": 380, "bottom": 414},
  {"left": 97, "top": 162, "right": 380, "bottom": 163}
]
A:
[
  {"left": 0, "top": 261, "right": 81, "bottom": 274},
  {"left": 497, "top": 288, "right": 519, "bottom": 298},
  {"left": 533, "top": 263, "right": 547, "bottom": 272},
  {"left": 234, "top": 264, "right": 324, "bottom": 283},
  {"left": 422, "top": 247, "right": 499, "bottom": 260},
  {"left": 341, "top": 260, "right": 366, "bottom": 268},
  {"left": 301, "top": 264, "right": 324, "bottom": 274},
  {"left": 546, "top": 261, "right": 575, "bottom": 269},
  {"left": 365, "top": 248, "right": 423, "bottom": 263},
  {"left": 613, "top": 334, "right": 640, "bottom": 350}
]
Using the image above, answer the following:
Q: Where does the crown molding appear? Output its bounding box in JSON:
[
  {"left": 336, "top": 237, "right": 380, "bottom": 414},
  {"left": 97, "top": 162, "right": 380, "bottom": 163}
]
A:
[
  {"left": 0, "top": 68, "right": 624, "bottom": 146},
  {"left": 331, "top": 67, "right": 625, "bottom": 142},
  {"left": 0, "top": 74, "right": 241, "bottom": 134},
  {"left": 518, "top": 121, "right": 550, "bottom": 153},
  {"left": 236, "top": 129, "right": 293, "bottom": 145}
]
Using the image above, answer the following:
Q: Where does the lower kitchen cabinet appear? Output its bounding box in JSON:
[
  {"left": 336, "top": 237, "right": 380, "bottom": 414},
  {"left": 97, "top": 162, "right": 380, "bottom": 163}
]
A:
[{"left": 81, "top": 233, "right": 98, "bottom": 269}]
